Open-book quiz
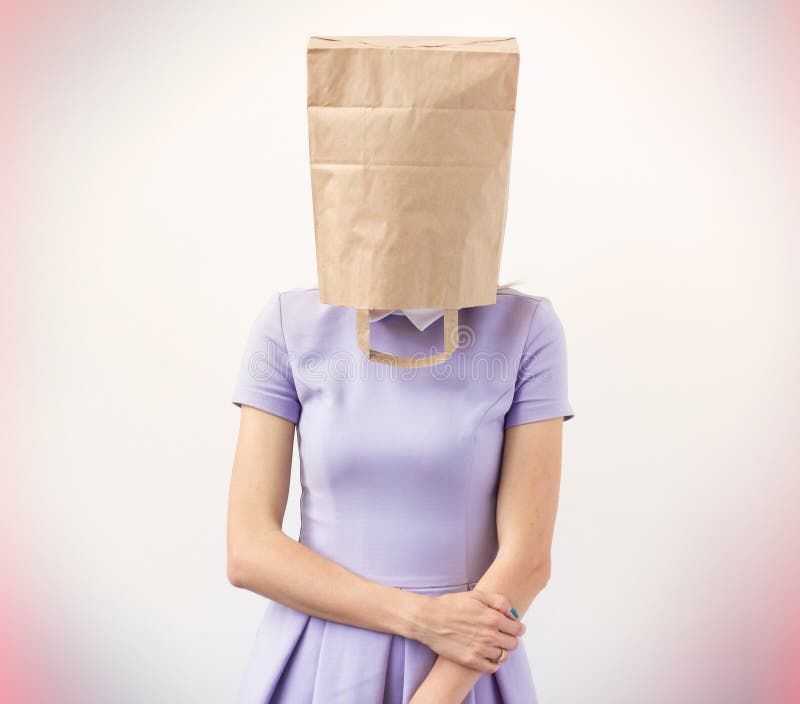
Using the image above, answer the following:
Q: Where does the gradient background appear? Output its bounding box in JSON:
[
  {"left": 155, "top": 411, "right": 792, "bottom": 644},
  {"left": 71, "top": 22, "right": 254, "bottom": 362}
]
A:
[{"left": 2, "top": 1, "right": 799, "bottom": 702}]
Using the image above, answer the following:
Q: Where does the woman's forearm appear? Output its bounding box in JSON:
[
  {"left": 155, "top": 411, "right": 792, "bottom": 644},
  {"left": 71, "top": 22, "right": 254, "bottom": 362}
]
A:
[
  {"left": 411, "top": 552, "right": 550, "bottom": 703},
  {"left": 228, "top": 528, "right": 428, "bottom": 640}
]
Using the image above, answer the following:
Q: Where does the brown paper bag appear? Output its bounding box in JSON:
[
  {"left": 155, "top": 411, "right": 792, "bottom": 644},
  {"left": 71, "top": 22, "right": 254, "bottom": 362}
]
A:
[{"left": 307, "top": 35, "right": 519, "bottom": 366}]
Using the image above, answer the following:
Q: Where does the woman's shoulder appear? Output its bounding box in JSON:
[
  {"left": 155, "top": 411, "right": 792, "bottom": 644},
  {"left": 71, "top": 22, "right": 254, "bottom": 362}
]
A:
[
  {"left": 259, "top": 284, "right": 565, "bottom": 325},
  {"left": 495, "top": 285, "right": 551, "bottom": 309},
  {"left": 465, "top": 286, "right": 569, "bottom": 355},
  {"left": 485, "top": 286, "right": 561, "bottom": 326},
  {"left": 253, "top": 284, "right": 566, "bottom": 343},
  {"left": 246, "top": 285, "right": 345, "bottom": 342},
  {"left": 271, "top": 284, "right": 323, "bottom": 306},
  {"left": 259, "top": 285, "right": 328, "bottom": 319}
]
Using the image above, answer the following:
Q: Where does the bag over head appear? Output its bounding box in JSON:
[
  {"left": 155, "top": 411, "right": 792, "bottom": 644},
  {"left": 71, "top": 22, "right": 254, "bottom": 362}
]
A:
[{"left": 306, "top": 35, "right": 520, "bottom": 366}]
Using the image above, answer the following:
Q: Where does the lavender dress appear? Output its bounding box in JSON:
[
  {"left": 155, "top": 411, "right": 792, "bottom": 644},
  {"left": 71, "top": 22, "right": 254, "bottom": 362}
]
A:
[{"left": 231, "top": 286, "right": 575, "bottom": 704}]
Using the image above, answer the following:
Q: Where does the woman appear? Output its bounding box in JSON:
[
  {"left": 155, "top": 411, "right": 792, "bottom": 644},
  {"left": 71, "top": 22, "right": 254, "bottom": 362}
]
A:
[{"left": 226, "top": 284, "right": 575, "bottom": 704}]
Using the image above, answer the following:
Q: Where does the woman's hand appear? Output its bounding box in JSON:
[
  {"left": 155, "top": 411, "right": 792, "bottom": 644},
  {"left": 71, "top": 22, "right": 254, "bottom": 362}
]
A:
[{"left": 409, "top": 589, "right": 525, "bottom": 674}]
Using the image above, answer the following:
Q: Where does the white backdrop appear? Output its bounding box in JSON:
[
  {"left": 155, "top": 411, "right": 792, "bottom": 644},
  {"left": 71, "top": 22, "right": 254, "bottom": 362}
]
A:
[{"left": 4, "top": 1, "right": 799, "bottom": 702}]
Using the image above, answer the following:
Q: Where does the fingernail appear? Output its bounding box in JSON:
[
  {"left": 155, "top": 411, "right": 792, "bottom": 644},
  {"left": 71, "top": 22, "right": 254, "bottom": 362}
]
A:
[{"left": 510, "top": 607, "right": 519, "bottom": 619}]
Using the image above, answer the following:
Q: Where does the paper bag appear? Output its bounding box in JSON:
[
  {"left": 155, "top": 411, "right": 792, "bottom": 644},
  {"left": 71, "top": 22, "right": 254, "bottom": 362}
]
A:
[{"left": 307, "top": 35, "right": 520, "bottom": 366}]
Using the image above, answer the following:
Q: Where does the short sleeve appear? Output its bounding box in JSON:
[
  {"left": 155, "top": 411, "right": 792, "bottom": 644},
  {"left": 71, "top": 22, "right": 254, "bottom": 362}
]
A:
[
  {"left": 504, "top": 297, "right": 575, "bottom": 429},
  {"left": 231, "top": 293, "right": 301, "bottom": 424}
]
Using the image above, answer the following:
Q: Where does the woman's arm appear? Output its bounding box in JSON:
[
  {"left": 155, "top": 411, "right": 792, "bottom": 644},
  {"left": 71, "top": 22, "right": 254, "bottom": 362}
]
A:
[
  {"left": 409, "top": 417, "right": 564, "bottom": 704},
  {"left": 226, "top": 404, "right": 523, "bottom": 669},
  {"left": 226, "top": 405, "right": 424, "bottom": 637}
]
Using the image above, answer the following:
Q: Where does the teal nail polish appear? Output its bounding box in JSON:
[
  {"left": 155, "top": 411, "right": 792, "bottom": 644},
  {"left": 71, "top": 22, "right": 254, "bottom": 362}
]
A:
[{"left": 510, "top": 607, "right": 519, "bottom": 619}]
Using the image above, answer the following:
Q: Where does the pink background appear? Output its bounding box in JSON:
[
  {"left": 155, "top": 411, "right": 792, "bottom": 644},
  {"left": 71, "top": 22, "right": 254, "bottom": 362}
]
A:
[{"left": 2, "top": 1, "right": 799, "bottom": 702}]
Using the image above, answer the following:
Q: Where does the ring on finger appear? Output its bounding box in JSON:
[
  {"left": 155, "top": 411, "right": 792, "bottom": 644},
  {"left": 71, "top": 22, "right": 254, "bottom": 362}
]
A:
[{"left": 490, "top": 646, "right": 507, "bottom": 664}]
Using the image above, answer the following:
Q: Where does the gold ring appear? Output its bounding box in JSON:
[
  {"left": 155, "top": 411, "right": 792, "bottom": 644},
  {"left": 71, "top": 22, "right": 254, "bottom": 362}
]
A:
[{"left": 491, "top": 646, "right": 506, "bottom": 664}]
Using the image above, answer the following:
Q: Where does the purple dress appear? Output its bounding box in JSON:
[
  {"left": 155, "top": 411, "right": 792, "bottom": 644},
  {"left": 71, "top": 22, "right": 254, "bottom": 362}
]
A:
[{"left": 231, "top": 286, "right": 575, "bottom": 704}]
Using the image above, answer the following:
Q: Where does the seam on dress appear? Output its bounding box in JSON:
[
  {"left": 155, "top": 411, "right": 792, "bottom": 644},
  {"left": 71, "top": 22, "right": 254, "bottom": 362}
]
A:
[
  {"left": 514, "top": 296, "right": 546, "bottom": 382},
  {"left": 276, "top": 291, "right": 301, "bottom": 395},
  {"left": 465, "top": 383, "right": 516, "bottom": 583},
  {"left": 496, "top": 288, "right": 540, "bottom": 302},
  {"left": 465, "top": 297, "right": 543, "bottom": 582},
  {"left": 276, "top": 291, "right": 289, "bottom": 361},
  {"left": 277, "top": 291, "right": 305, "bottom": 548}
]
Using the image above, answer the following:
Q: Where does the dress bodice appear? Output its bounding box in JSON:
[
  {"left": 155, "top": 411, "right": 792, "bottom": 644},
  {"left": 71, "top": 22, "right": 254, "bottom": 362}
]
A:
[{"left": 232, "top": 286, "right": 575, "bottom": 589}]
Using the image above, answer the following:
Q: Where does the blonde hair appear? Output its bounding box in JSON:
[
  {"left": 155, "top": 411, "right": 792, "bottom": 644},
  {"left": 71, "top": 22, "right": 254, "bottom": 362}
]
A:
[{"left": 497, "top": 279, "right": 525, "bottom": 290}]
